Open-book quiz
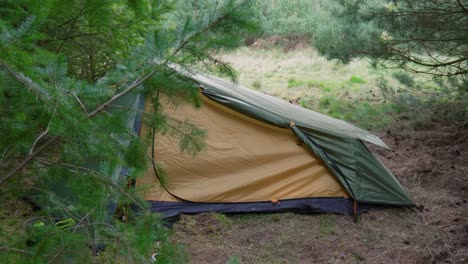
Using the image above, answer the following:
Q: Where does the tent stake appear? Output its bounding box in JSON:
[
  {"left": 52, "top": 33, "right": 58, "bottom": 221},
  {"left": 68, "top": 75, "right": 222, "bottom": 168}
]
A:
[{"left": 353, "top": 199, "right": 358, "bottom": 223}]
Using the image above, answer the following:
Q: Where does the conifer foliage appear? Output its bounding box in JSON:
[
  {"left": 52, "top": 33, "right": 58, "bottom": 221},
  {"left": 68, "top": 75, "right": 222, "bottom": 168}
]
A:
[
  {"left": 0, "top": 0, "right": 258, "bottom": 262},
  {"left": 312, "top": 0, "right": 467, "bottom": 78}
]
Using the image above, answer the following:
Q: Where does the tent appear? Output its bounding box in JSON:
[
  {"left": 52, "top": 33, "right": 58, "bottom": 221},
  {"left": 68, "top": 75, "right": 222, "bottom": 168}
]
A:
[{"left": 135, "top": 69, "right": 414, "bottom": 219}]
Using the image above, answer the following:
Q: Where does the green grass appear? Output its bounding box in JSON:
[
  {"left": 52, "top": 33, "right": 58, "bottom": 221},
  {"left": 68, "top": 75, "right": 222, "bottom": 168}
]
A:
[
  {"left": 287, "top": 78, "right": 304, "bottom": 88},
  {"left": 226, "top": 255, "right": 241, "bottom": 264},
  {"left": 349, "top": 75, "right": 366, "bottom": 84},
  {"left": 306, "top": 80, "right": 324, "bottom": 88},
  {"left": 218, "top": 47, "right": 375, "bottom": 97},
  {"left": 212, "top": 212, "right": 232, "bottom": 228},
  {"left": 318, "top": 215, "right": 335, "bottom": 236}
]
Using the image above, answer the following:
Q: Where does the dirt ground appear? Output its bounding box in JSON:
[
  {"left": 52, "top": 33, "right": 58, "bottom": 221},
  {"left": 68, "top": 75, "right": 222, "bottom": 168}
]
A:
[{"left": 170, "top": 122, "right": 468, "bottom": 264}]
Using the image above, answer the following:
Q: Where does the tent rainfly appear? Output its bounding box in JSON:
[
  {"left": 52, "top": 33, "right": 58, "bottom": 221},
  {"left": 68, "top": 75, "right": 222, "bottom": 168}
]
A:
[{"left": 133, "top": 69, "right": 414, "bottom": 219}]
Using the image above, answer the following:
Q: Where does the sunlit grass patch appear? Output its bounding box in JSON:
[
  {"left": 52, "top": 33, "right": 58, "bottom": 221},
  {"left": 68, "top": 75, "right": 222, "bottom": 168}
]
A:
[
  {"left": 287, "top": 78, "right": 304, "bottom": 88},
  {"left": 349, "top": 75, "right": 366, "bottom": 84}
]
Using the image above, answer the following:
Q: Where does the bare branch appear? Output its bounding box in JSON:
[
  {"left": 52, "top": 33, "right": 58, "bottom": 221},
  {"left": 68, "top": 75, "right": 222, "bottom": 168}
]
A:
[
  {"left": 71, "top": 92, "right": 88, "bottom": 114},
  {"left": 456, "top": 0, "right": 468, "bottom": 13},
  {"left": 29, "top": 124, "right": 51, "bottom": 155},
  {"left": 0, "top": 246, "right": 32, "bottom": 255}
]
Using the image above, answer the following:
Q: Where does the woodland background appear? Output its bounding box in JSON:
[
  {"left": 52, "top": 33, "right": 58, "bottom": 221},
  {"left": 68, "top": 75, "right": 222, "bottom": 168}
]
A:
[{"left": 0, "top": 0, "right": 466, "bottom": 263}]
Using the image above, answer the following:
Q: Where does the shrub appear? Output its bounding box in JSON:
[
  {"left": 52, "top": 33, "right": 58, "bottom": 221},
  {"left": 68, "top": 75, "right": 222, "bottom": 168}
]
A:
[{"left": 252, "top": 80, "right": 262, "bottom": 89}]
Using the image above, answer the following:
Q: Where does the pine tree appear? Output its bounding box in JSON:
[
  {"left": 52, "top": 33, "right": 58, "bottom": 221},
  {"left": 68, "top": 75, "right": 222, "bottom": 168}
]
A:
[
  {"left": 254, "top": 0, "right": 467, "bottom": 120},
  {"left": 312, "top": 0, "right": 467, "bottom": 78},
  {"left": 0, "top": 0, "right": 258, "bottom": 262},
  {"left": 310, "top": 0, "right": 467, "bottom": 119}
]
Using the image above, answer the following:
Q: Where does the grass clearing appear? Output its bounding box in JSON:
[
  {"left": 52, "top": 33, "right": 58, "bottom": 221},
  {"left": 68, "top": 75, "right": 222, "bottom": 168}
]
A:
[
  {"left": 217, "top": 47, "right": 374, "bottom": 98},
  {"left": 217, "top": 47, "right": 400, "bottom": 130}
]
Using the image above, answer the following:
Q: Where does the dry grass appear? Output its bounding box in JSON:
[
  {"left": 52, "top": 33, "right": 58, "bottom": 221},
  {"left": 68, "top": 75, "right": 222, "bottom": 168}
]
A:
[{"left": 217, "top": 47, "right": 377, "bottom": 100}]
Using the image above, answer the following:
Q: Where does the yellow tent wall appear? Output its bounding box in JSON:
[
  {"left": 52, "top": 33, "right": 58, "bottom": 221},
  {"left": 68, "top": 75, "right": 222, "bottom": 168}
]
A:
[{"left": 137, "top": 94, "right": 349, "bottom": 203}]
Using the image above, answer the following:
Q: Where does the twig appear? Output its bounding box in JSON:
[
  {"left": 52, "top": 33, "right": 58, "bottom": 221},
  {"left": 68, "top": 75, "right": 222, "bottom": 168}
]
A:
[
  {"left": 0, "top": 246, "right": 32, "bottom": 254},
  {"left": 429, "top": 161, "right": 442, "bottom": 176},
  {"left": 86, "top": 72, "right": 155, "bottom": 118},
  {"left": 454, "top": 121, "right": 467, "bottom": 135},
  {"left": 71, "top": 208, "right": 95, "bottom": 232},
  {"left": 29, "top": 123, "right": 51, "bottom": 155},
  {"left": 436, "top": 231, "right": 454, "bottom": 256},
  {"left": 47, "top": 209, "right": 96, "bottom": 264},
  {"left": 71, "top": 92, "right": 88, "bottom": 114}
]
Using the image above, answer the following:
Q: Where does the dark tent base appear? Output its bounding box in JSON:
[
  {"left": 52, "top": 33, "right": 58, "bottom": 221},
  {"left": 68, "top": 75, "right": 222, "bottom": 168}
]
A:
[{"left": 148, "top": 197, "right": 360, "bottom": 219}]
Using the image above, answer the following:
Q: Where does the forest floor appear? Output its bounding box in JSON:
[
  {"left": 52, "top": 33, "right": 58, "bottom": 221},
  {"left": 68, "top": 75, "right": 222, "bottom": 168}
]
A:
[
  {"left": 170, "top": 121, "right": 468, "bottom": 264},
  {"left": 169, "top": 47, "right": 468, "bottom": 264}
]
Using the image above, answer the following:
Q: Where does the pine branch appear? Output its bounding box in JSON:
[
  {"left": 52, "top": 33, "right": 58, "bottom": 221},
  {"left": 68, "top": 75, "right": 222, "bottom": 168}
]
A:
[
  {"left": 0, "top": 0, "right": 247, "bottom": 187},
  {"left": 55, "top": 7, "right": 87, "bottom": 54},
  {"left": 0, "top": 58, "right": 50, "bottom": 102},
  {"left": 35, "top": 159, "right": 148, "bottom": 211},
  {"left": 87, "top": 3, "right": 240, "bottom": 117},
  {"left": 87, "top": 71, "right": 155, "bottom": 118},
  {"left": 171, "top": 12, "right": 229, "bottom": 56},
  {"left": 47, "top": 208, "right": 96, "bottom": 264},
  {"left": 40, "top": 31, "right": 105, "bottom": 43},
  {"left": 0, "top": 136, "right": 59, "bottom": 185},
  {"left": 456, "top": 0, "right": 468, "bottom": 13},
  {"left": 49, "top": 7, "right": 87, "bottom": 31},
  {"left": 1, "top": 16, "right": 36, "bottom": 44}
]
